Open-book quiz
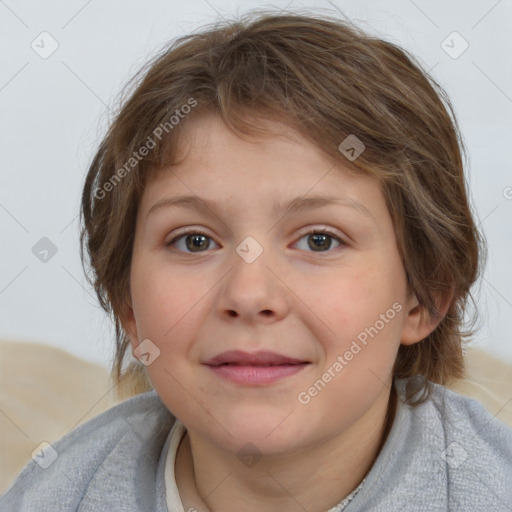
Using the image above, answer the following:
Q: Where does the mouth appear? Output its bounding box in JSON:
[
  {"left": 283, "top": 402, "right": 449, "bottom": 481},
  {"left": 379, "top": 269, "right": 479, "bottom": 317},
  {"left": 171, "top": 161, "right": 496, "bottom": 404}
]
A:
[
  {"left": 214, "top": 362, "right": 305, "bottom": 366},
  {"left": 203, "top": 350, "right": 311, "bottom": 386},
  {"left": 203, "top": 350, "right": 310, "bottom": 367}
]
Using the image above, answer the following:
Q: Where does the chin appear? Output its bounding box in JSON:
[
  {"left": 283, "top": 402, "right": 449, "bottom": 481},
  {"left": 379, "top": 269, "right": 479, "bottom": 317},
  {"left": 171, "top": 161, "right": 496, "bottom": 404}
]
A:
[{"left": 208, "top": 415, "right": 312, "bottom": 456}]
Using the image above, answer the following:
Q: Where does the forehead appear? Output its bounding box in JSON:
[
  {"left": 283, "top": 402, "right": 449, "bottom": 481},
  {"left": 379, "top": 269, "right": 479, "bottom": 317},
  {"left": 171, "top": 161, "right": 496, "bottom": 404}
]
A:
[
  {"left": 142, "top": 112, "right": 381, "bottom": 209},
  {"left": 132, "top": 113, "right": 400, "bottom": 249}
]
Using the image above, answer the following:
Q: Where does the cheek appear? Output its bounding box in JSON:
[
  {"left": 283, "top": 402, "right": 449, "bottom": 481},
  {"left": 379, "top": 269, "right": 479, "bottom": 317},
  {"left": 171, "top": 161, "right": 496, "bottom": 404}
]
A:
[
  {"left": 294, "top": 262, "right": 404, "bottom": 360},
  {"left": 129, "top": 261, "right": 215, "bottom": 376},
  {"left": 295, "top": 263, "right": 386, "bottom": 325},
  {"left": 131, "top": 259, "right": 195, "bottom": 332}
]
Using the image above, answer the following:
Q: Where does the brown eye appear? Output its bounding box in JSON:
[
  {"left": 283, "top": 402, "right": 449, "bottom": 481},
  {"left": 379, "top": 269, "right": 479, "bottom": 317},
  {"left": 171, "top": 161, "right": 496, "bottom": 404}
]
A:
[
  {"left": 295, "top": 229, "right": 345, "bottom": 252},
  {"left": 166, "top": 231, "right": 219, "bottom": 253},
  {"left": 308, "top": 233, "right": 334, "bottom": 251}
]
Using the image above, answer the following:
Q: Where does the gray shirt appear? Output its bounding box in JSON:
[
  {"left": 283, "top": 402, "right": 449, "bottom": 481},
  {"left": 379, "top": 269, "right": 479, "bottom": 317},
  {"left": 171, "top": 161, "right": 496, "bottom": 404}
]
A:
[{"left": 1, "top": 377, "right": 511, "bottom": 511}]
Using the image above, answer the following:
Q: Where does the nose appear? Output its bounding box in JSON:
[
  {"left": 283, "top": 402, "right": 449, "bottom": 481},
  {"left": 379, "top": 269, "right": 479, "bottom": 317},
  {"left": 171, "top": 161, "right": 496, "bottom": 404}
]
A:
[{"left": 216, "top": 241, "right": 290, "bottom": 324}]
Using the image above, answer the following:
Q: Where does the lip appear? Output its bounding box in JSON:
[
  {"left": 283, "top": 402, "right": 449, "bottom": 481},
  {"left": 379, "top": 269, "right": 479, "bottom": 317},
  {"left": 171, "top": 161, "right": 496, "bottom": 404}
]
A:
[
  {"left": 203, "top": 350, "right": 308, "bottom": 366},
  {"left": 206, "top": 363, "right": 310, "bottom": 385},
  {"left": 203, "top": 350, "right": 311, "bottom": 386}
]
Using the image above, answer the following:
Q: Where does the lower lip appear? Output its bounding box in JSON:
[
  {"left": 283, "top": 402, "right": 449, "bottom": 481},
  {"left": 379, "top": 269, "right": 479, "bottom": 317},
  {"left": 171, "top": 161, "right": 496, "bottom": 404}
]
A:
[{"left": 206, "top": 363, "right": 309, "bottom": 385}]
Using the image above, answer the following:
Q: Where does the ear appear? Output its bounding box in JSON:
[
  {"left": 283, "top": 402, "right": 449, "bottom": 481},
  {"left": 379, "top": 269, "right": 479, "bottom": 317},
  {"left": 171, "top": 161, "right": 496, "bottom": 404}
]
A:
[
  {"left": 119, "top": 298, "right": 140, "bottom": 349},
  {"left": 400, "top": 285, "right": 454, "bottom": 346}
]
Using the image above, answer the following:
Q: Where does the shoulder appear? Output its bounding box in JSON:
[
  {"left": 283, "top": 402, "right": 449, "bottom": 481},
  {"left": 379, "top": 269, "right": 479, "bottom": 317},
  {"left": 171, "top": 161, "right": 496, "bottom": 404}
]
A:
[
  {"left": 426, "top": 380, "right": 512, "bottom": 453},
  {"left": 407, "top": 379, "right": 512, "bottom": 507},
  {"left": 0, "top": 391, "right": 175, "bottom": 512}
]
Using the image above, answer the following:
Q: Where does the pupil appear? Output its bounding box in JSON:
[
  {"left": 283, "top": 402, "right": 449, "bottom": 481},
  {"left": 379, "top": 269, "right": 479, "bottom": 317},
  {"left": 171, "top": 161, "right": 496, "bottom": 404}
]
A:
[
  {"left": 187, "top": 234, "right": 208, "bottom": 251},
  {"left": 309, "top": 233, "right": 331, "bottom": 251}
]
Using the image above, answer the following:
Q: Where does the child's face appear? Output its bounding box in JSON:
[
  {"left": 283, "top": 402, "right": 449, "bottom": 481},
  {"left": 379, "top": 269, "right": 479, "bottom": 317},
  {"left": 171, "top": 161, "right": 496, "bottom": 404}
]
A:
[{"left": 124, "top": 112, "right": 427, "bottom": 456}]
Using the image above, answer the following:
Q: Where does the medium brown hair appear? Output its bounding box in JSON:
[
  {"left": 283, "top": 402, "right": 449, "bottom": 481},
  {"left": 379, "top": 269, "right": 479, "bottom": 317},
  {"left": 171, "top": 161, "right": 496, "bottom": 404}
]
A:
[{"left": 79, "top": 9, "right": 487, "bottom": 405}]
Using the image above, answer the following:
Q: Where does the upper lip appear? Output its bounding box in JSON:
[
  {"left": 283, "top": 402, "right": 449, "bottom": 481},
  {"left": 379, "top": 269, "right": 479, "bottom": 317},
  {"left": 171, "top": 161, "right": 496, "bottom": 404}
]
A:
[{"left": 203, "top": 350, "right": 309, "bottom": 366}]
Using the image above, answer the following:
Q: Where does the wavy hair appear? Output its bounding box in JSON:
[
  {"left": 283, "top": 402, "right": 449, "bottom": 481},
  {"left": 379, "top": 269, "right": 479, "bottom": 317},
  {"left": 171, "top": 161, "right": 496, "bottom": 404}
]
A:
[{"left": 79, "top": 10, "right": 487, "bottom": 405}]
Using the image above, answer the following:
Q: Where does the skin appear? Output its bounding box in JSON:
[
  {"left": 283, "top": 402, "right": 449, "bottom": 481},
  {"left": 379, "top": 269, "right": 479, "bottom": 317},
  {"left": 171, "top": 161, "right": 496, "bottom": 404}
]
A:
[{"left": 123, "top": 112, "right": 450, "bottom": 512}]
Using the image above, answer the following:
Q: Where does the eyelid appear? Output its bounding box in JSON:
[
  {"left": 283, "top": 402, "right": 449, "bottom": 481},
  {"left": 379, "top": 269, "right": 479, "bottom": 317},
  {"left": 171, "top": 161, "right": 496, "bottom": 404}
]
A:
[
  {"left": 295, "top": 226, "right": 346, "bottom": 245},
  {"left": 165, "top": 227, "right": 218, "bottom": 248}
]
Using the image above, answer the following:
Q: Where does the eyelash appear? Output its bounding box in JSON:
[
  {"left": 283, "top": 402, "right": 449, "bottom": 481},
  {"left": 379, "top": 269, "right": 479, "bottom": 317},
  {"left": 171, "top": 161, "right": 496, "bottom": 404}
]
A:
[{"left": 165, "top": 227, "right": 346, "bottom": 254}]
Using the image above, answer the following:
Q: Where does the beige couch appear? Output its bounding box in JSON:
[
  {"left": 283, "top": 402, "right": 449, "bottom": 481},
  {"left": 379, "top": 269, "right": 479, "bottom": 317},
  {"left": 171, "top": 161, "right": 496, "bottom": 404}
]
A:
[{"left": 1, "top": 339, "right": 511, "bottom": 494}]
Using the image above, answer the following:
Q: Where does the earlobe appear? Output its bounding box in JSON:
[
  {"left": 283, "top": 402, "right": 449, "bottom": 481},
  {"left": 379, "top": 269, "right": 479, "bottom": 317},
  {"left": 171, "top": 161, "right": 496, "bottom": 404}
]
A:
[
  {"left": 400, "top": 286, "right": 454, "bottom": 346},
  {"left": 400, "top": 302, "right": 429, "bottom": 346}
]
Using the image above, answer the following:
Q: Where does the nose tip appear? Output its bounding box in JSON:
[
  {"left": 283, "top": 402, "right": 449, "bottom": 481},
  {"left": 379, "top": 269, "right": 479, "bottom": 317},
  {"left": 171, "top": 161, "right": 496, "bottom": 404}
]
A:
[{"left": 218, "top": 244, "right": 289, "bottom": 323}]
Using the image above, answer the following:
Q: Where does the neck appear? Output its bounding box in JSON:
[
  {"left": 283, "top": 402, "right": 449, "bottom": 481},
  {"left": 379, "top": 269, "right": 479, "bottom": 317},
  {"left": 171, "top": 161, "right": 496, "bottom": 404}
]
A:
[{"left": 176, "top": 381, "right": 398, "bottom": 512}]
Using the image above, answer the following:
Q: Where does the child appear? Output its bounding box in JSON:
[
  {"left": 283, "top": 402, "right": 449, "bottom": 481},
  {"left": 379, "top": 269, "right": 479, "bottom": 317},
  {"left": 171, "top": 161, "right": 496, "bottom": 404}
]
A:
[{"left": 2, "top": 9, "right": 511, "bottom": 512}]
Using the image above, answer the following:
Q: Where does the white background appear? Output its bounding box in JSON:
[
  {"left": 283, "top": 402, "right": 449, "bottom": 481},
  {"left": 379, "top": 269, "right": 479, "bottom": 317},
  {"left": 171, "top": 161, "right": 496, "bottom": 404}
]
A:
[{"left": 1, "top": 0, "right": 511, "bottom": 369}]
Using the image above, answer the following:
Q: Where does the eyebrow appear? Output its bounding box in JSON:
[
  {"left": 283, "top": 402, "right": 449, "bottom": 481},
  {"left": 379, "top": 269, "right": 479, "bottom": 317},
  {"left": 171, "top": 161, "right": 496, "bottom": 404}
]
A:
[{"left": 146, "top": 194, "right": 373, "bottom": 220}]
